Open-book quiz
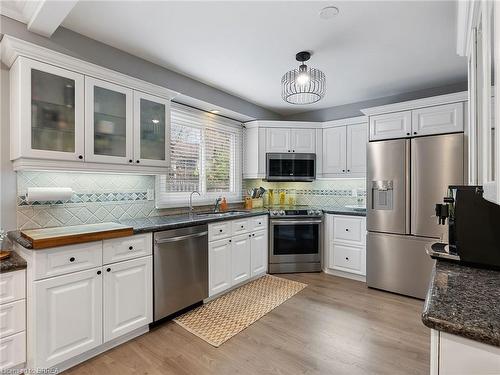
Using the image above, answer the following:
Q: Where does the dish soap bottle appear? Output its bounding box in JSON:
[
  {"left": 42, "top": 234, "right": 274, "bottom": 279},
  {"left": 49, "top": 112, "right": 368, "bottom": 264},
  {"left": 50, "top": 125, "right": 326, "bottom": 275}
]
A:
[{"left": 220, "top": 197, "right": 228, "bottom": 211}]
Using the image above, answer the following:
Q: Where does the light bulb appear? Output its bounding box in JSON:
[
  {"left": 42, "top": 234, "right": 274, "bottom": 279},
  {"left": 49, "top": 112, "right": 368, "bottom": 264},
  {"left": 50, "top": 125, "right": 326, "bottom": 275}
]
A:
[{"left": 296, "top": 64, "right": 310, "bottom": 85}]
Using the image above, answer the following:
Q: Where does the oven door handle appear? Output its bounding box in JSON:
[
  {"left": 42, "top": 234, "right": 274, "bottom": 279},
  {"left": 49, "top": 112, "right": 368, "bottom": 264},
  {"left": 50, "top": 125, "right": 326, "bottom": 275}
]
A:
[{"left": 270, "top": 219, "right": 322, "bottom": 225}]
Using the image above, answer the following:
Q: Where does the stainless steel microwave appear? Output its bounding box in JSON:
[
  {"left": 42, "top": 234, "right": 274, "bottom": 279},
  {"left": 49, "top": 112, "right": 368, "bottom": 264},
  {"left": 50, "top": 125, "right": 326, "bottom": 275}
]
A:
[{"left": 266, "top": 153, "right": 316, "bottom": 182}]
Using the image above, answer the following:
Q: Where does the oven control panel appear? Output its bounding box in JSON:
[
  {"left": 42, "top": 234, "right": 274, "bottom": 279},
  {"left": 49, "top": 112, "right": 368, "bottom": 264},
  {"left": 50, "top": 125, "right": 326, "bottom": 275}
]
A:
[{"left": 269, "top": 209, "right": 323, "bottom": 217}]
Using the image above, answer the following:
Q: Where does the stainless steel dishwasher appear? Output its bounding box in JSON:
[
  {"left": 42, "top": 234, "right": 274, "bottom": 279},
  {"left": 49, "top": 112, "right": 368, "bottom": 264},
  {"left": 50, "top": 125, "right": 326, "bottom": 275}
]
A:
[{"left": 153, "top": 224, "right": 208, "bottom": 321}]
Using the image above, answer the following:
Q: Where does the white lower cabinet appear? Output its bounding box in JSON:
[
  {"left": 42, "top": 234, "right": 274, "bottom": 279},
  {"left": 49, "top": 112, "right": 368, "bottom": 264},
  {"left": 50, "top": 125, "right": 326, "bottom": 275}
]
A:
[
  {"left": 231, "top": 234, "right": 251, "bottom": 285},
  {"left": 103, "top": 257, "right": 152, "bottom": 342},
  {"left": 34, "top": 268, "right": 103, "bottom": 369},
  {"left": 325, "top": 214, "right": 366, "bottom": 278},
  {"left": 17, "top": 233, "right": 153, "bottom": 371},
  {"left": 209, "top": 216, "right": 268, "bottom": 297},
  {"left": 209, "top": 238, "right": 233, "bottom": 296}
]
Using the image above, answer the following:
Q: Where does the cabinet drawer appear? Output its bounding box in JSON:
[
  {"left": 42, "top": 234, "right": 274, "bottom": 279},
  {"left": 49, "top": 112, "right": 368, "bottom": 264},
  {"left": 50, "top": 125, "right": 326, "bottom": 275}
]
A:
[
  {"left": 103, "top": 233, "right": 152, "bottom": 264},
  {"left": 251, "top": 216, "right": 268, "bottom": 231},
  {"left": 333, "top": 216, "right": 365, "bottom": 244},
  {"left": 33, "top": 241, "right": 102, "bottom": 280},
  {"left": 231, "top": 218, "right": 251, "bottom": 236},
  {"left": 332, "top": 244, "right": 362, "bottom": 272},
  {"left": 0, "top": 300, "right": 25, "bottom": 338},
  {"left": 0, "top": 331, "right": 25, "bottom": 370},
  {"left": 209, "top": 221, "right": 231, "bottom": 241},
  {"left": 0, "top": 270, "right": 25, "bottom": 304}
]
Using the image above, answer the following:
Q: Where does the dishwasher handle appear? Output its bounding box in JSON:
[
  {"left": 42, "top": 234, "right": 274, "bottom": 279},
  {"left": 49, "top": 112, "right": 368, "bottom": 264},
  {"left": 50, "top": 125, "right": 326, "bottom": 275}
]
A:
[{"left": 155, "top": 231, "right": 208, "bottom": 244}]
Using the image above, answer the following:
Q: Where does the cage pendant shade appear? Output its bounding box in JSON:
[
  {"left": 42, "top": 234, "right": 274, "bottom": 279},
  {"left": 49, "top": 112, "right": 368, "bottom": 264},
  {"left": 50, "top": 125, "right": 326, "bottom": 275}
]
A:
[{"left": 281, "top": 52, "right": 326, "bottom": 105}]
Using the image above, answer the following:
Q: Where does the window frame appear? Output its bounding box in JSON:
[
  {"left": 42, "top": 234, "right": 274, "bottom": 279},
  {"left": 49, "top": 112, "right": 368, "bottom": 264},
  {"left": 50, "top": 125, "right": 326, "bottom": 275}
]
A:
[{"left": 155, "top": 104, "right": 243, "bottom": 209}]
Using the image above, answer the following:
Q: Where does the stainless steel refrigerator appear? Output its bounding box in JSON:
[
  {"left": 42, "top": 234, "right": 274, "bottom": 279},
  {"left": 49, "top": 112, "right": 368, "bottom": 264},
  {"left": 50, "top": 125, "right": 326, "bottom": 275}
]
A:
[{"left": 366, "top": 133, "right": 465, "bottom": 299}]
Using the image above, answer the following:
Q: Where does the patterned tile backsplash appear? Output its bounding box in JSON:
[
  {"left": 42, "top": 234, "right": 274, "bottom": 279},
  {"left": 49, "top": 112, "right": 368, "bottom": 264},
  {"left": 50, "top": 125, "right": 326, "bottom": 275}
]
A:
[
  {"left": 17, "top": 171, "right": 161, "bottom": 230},
  {"left": 243, "top": 179, "right": 366, "bottom": 208},
  {"left": 15, "top": 171, "right": 366, "bottom": 230}
]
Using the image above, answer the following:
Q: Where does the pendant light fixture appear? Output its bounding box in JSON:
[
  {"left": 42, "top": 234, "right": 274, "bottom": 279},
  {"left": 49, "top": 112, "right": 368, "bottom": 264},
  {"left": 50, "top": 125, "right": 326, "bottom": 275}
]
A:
[{"left": 281, "top": 51, "right": 326, "bottom": 105}]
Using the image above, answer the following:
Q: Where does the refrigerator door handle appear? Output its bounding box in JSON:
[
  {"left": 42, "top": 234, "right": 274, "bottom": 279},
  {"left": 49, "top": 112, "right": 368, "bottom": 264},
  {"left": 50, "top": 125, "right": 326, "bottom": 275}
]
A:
[{"left": 405, "top": 139, "right": 411, "bottom": 235}]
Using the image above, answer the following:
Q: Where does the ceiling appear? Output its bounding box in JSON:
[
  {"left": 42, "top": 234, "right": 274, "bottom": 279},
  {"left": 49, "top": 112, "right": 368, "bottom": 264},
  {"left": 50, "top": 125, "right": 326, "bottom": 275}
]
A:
[{"left": 56, "top": 1, "right": 466, "bottom": 115}]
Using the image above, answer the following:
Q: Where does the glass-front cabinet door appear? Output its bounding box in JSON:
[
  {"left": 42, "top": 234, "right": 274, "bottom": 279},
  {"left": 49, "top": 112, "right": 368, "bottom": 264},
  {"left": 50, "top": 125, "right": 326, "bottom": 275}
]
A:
[
  {"left": 15, "top": 57, "right": 85, "bottom": 161},
  {"left": 133, "top": 92, "right": 171, "bottom": 167},
  {"left": 85, "top": 77, "right": 133, "bottom": 164}
]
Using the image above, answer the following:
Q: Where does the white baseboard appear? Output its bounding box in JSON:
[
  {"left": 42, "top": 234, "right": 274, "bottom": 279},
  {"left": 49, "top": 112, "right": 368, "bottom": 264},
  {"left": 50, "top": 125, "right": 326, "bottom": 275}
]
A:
[
  {"left": 323, "top": 268, "right": 366, "bottom": 282},
  {"left": 43, "top": 325, "right": 149, "bottom": 373}
]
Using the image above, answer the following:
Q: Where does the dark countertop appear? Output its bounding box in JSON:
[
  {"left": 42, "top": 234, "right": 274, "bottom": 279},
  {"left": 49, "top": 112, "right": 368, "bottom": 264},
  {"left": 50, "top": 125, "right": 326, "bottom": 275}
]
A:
[
  {"left": 120, "top": 209, "right": 269, "bottom": 234},
  {"left": 8, "top": 206, "right": 366, "bottom": 248},
  {"left": 0, "top": 251, "right": 27, "bottom": 273},
  {"left": 422, "top": 260, "right": 500, "bottom": 347}
]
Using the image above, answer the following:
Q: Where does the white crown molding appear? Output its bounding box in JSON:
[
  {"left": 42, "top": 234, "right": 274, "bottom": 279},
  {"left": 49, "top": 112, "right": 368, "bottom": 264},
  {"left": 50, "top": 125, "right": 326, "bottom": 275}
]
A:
[
  {"left": 243, "top": 120, "right": 323, "bottom": 129},
  {"left": 360, "top": 91, "right": 469, "bottom": 116},
  {"left": 0, "top": 35, "right": 179, "bottom": 100}
]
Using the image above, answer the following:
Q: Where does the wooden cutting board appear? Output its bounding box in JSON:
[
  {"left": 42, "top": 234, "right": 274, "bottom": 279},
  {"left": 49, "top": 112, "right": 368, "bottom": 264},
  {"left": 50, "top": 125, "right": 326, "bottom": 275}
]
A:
[{"left": 21, "top": 222, "right": 134, "bottom": 249}]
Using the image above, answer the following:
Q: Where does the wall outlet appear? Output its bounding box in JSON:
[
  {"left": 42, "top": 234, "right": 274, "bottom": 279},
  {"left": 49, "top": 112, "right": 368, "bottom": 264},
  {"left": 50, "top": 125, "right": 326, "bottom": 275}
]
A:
[{"left": 147, "top": 188, "right": 154, "bottom": 201}]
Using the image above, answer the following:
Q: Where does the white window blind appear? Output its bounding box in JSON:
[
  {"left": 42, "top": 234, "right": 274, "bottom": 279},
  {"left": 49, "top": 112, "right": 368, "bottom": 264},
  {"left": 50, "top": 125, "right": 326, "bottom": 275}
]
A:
[{"left": 156, "top": 103, "right": 242, "bottom": 208}]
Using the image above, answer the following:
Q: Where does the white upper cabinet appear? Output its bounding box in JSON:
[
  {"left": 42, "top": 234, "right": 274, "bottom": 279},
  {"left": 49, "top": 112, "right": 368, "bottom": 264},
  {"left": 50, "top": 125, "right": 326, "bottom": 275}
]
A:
[
  {"left": 411, "top": 102, "right": 464, "bottom": 136},
  {"left": 346, "top": 123, "right": 367, "bottom": 174},
  {"left": 266, "top": 128, "right": 291, "bottom": 152},
  {"left": 266, "top": 127, "right": 316, "bottom": 153},
  {"left": 322, "top": 126, "right": 347, "bottom": 175},
  {"left": 290, "top": 129, "right": 316, "bottom": 153},
  {"left": 85, "top": 77, "right": 133, "bottom": 164},
  {"left": 369, "top": 111, "right": 412, "bottom": 141},
  {"left": 10, "top": 57, "right": 85, "bottom": 162},
  {"left": 243, "top": 125, "right": 266, "bottom": 179},
  {"left": 133, "top": 91, "right": 171, "bottom": 167}
]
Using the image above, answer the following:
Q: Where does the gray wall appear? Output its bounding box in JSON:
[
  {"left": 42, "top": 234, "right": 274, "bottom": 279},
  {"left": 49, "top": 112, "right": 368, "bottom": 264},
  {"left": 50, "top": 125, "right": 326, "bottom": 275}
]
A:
[
  {"left": 0, "top": 15, "right": 281, "bottom": 121},
  {"left": 283, "top": 82, "right": 468, "bottom": 122}
]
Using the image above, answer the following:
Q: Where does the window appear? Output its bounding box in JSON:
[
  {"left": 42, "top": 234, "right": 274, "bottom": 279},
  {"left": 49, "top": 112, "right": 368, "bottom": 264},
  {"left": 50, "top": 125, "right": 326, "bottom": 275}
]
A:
[{"left": 156, "top": 103, "right": 242, "bottom": 208}]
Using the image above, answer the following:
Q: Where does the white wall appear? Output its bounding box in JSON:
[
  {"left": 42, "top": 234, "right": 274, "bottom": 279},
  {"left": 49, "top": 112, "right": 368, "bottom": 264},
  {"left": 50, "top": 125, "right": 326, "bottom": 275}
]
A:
[{"left": 0, "top": 62, "right": 17, "bottom": 231}]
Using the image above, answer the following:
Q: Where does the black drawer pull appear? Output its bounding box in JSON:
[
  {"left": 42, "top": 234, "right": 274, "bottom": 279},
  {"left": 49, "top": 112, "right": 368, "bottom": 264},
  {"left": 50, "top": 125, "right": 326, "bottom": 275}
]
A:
[
  {"left": 97, "top": 270, "right": 101, "bottom": 275},
  {"left": 345, "top": 228, "right": 349, "bottom": 232},
  {"left": 129, "top": 246, "right": 133, "bottom": 250},
  {"left": 241, "top": 225, "right": 244, "bottom": 228},
  {"left": 219, "top": 229, "right": 223, "bottom": 233},
  {"left": 249, "top": 234, "right": 251, "bottom": 237},
  {"left": 69, "top": 257, "right": 75, "bottom": 262},
  {"left": 345, "top": 257, "right": 349, "bottom": 261},
  {"left": 413, "top": 132, "right": 417, "bottom": 135},
  {"left": 229, "top": 239, "right": 232, "bottom": 243},
  {"left": 258, "top": 222, "right": 261, "bottom": 225},
  {"left": 107, "top": 268, "right": 111, "bottom": 272},
  {"left": 78, "top": 155, "right": 83, "bottom": 160}
]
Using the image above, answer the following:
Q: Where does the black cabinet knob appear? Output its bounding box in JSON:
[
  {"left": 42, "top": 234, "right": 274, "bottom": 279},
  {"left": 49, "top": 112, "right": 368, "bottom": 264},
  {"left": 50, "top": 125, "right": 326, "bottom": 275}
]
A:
[
  {"left": 342, "top": 169, "right": 346, "bottom": 172},
  {"left": 345, "top": 228, "right": 349, "bottom": 232},
  {"left": 406, "top": 132, "right": 410, "bottom": 136},
  {"left": 136, "top": 160, "right": 140, "bottom": 163},
  {"left": 345, "top": 257, "right": 349, "bottom": 261},
  {"left": 347, "top": 169, "right": 350, "bottom": 172},
  {"left": 413, "top": 132, "right": 417, "bottom": 135},
  {"left": 129, "top": 246, "right": 133, "bottom": 250},
  {"left": 288, "top": 150, "right": 291, "bottom": 152},
  {"left": 249, "top": 234, "right": 251, "bottom": 237},
  {"left": 78, "top": 155, "right": 83, "bottom": 160},
  {"left": 258, "top": 222, "right": 261, "bottom": 225},
  {"left": 97, "top": 270, "right": 101, "bottom": 275},
  {"left": 229, "top": 239, "right": 232, "bottom": 243},
  {"left": 252, "top": 233, "right": 255, "bottom": 237},
  {"left": 219, "top": 229, "right": 223, "bottom": 233},
  {"left": 292, "top": 150, "right": 295, "bottom": 152},
  {"left": 241, "top": 225, "right": 244, "bottom": 228},
  {"left": 107, "top": 268, "right": 111, "bottom": 272},
  {"left": 129, "top": 159, "right": 133, "bottom": 163},
  {"left": 69, "top": 257, "right": 75, "bottom": 262}
]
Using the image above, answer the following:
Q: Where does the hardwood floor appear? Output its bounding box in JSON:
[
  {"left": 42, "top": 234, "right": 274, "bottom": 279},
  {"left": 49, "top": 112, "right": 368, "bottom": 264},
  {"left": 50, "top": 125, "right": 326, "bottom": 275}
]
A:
[{"left": 64, "top": 273, "right": 430, "bottom": 375}]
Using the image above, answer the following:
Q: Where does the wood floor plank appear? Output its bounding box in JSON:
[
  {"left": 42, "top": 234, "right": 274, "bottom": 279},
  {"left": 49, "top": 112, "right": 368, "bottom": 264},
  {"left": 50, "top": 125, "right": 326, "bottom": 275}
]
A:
[{"left": 64, "top": 273, "right": 430, "bottom": 375}]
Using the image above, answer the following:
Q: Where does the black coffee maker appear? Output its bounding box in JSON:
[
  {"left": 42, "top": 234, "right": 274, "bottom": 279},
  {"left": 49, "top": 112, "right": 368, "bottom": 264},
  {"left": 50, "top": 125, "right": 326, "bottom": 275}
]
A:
[{"left": 432, "top": 185, "right": 500, "bottom": 269}]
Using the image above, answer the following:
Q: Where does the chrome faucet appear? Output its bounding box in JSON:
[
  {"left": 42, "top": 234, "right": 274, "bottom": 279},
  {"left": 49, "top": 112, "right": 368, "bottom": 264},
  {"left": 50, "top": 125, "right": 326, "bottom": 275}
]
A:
[
  {"left": 189, "top": 191, "right": 201, "bottom": 216},
  {"left": 213, "top": 197, "right": 223, "bottom": 212}
]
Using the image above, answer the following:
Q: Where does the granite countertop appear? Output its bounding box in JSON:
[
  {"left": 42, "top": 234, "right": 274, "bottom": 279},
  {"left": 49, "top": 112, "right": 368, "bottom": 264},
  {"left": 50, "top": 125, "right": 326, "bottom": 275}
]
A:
[
  {"left": 0, "top": 251, "right": 27, "bottom": 273},
  {"left": 422, "top": 260, "right": 500, "bottom": 347},
  {"left": 8, "top": 206, "right": 366, "bottom": 248}
]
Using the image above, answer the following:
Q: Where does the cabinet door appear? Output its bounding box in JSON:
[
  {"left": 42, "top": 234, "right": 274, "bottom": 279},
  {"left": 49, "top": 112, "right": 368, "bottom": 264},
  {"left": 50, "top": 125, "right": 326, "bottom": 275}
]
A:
[
  {"left": 14, "top": 57, "right": 85, "bottom": 161},
  {"left": 34, "top": 268, "right": 102, "bottom": 369},
  {"left": 290, "top": 129, "right": 316, "bottom": 153},
  {"left": 133, "top": 92, "right": 171, "bottom": 167},
  {"left": 346, "top": 123, "right": 367, "bottom": 174},
  {"left": 411, "top": 102, "right": 464, "bottom": 137},
  {"left": 369, "top": 111, "right": 412, "bottom": 141},
  {"left": 231, "top": 234, "right": 251, "bottom": 285},
  {"left": 266, "top": 128, "right": 291, "bottom": 152},
  {"left": 103, "top": 256, "right": 152, "bottom": 342},
  {"left": 251, "top": 230, "right": 268, "bottom": 277},
  {"left": 209, "top": 238, "right": 232, "bottom": 297},
  {"left": 322, "top": 126, "right": 347, "bottom": 174},
  {"left": 85, "top": 77, "right": 133, "bottom": 164}
]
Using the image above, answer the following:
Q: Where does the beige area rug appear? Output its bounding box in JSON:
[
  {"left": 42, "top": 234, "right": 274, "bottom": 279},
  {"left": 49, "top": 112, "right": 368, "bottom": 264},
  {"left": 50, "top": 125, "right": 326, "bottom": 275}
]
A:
[{"left": 173, "top": 274, "right": 307, "bottom": 347}]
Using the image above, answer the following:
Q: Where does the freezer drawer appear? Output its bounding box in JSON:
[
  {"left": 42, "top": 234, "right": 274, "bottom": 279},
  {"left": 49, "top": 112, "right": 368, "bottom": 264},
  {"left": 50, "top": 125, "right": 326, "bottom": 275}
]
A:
[
  {"left": 366, "top": 232, "right": 435, "bottom": 299},
  {"left": 411, "top": 133, "right": 464, "bottom": 239},
  {"left": 367, "top": 139, "right": 410, "bottom": 235}
]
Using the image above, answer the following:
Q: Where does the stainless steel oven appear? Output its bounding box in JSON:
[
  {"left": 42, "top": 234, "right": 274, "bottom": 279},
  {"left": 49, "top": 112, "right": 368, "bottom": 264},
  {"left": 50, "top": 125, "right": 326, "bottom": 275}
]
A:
[
  {"left": 266, "top": 153, "right": 316, "bottom": 182},
  {"left": 269, "top": 208, "right": 323, "bottom": 273}
]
